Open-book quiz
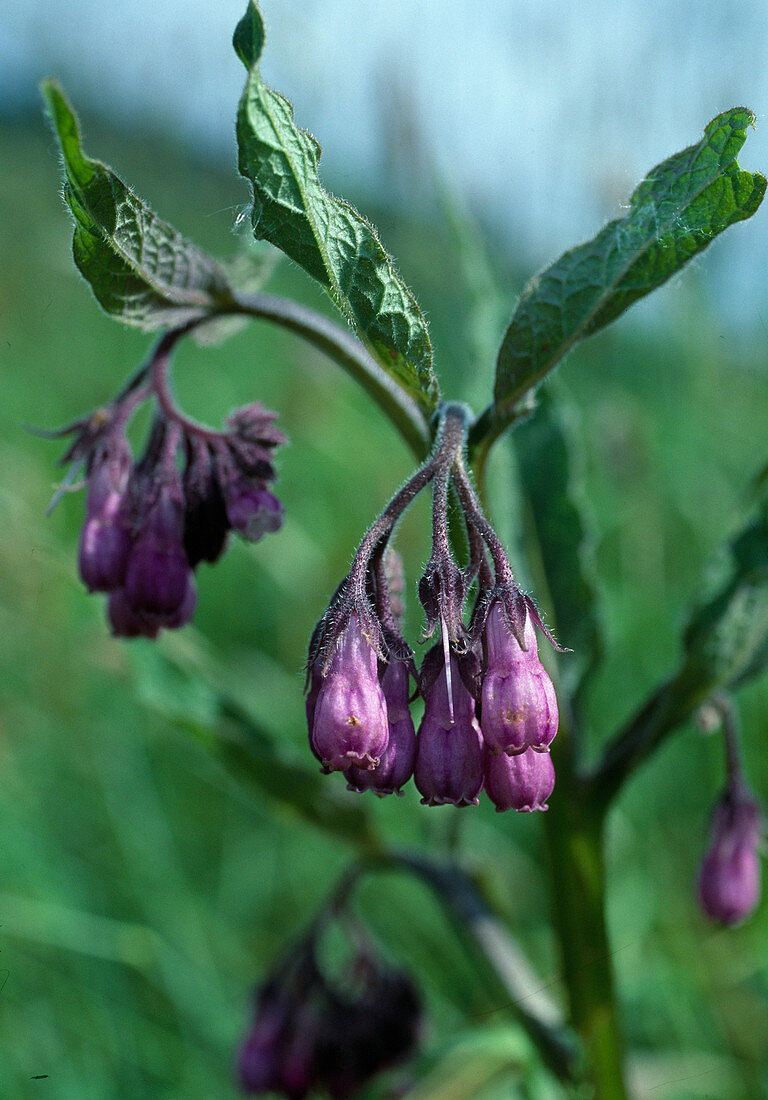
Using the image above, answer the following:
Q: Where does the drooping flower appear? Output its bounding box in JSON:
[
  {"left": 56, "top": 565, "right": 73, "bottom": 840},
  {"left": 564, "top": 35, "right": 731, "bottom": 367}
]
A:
[
  {"left": 481, "top": 602, "right": 558, "bottom": 756},
  {"left": 51, "top": 343, "right": 285, "bottom": 639},
  {"left": 311, "top": 613, "right": 389, "bottom": 771},
  {"left": 484, "top": 744, "right": 555, "bottom": 812},
  {"left": 698, "top": 784, "right": 763, "bottom": 926},
  {"left": 77, "top": 433, "right": 133, "bottom": 593},
  {"left": 238, "top": 930, "right": 422, "bottom": 1099},
  {"left": 123, "top": 472, "right": 194, "bottom": 621},
  {"left": 414, "top": 647, "right": 484, "bottom": 807},
  {"left": 346, "top": 659, "right": 416, "bottom": 795}
]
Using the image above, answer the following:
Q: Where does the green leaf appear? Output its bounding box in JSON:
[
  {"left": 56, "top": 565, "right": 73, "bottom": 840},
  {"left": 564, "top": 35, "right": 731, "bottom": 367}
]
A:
[
  {"left": 233, "top": 1, "right": 438, "bottom": 413},
  {"left": 43, "top": 80, "right": 236, "bottom": 330},
  {"left": 682, "top": 504, "right": 768, "bottom": 693},
  {"left": 513, "top": 387, "right": 602, "bottom": 699},
  {"left": 495, "top": 108, "right": 766, "bottom": 416}
]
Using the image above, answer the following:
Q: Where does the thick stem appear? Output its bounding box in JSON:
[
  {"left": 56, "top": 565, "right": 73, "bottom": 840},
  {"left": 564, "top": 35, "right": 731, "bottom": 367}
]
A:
[
  {"left": 543, "top": 775, "right": 629, "bottom": 1098},
  {"left": 467, "top": 396, "right": 628, "bottom": 1092}
]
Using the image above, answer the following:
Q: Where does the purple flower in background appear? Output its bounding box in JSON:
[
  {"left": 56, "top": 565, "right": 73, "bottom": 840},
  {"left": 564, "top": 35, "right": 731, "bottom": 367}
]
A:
[
  {"left": 77, "top": 434, "right": 133, "bottom": 593},
  {"left": 698, "top": 784, "right": 763, "bottom": 926},
  {"left": 238, "top": 929, "right": 422, "bottom": 1099},
  {"left": 123, "top": 473, "right": 194, "bottom": 620},
  {"left": 414, "top": 649, "right": 484, "bottom": 807},
  {"left": 311, "top": 614, "right": 389, "bottom": 771},
  {"left": 52, "top": 356, "right": 285, "bottom": 639},
  {"left": 481, "top": 602, "right": 558, "bottom": 756},
  {"left": 237, "top": 984, "right": 290, "bottom": 1095},
  {"left": 224, "top": 480, "right": 284, "bottom": 541},
  {"left": 484, "top": 745, "right": 555, "bottom": 812}
]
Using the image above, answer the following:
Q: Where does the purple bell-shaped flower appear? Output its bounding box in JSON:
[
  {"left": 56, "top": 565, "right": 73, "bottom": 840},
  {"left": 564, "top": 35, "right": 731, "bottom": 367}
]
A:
[
  {"left": 123, "top": 474, "right": 194, "bottom": 621},
  {"left": 77, "top": 436, "right": 133, "bottom": 593},
  {"left": 484, "top": 745, "right": 555, "bottom": 812},
  {"left": 414, "top": 650, "right": 484, "bottom": 807},
  {"left": 311, "top": 613, "right": 389, "bottom": 771},
  {"left": 347, "top": 660, "right": 416, "bottom": 795},
  {"left": 698, "top": 784, "right": 763, "bottom": 926},
  {"left": 481, "top": 602, "right": 558, "bottom": 755}
]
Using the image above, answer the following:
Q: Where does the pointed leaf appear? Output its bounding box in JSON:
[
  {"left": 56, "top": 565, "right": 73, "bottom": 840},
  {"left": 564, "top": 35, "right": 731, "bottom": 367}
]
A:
[
  {"left": 233, "top": 1, "right": 438, "bottom": 413},
  {"left": 495, "top": 109, "right": 766, "bottom": 416},
  {"left": 43, "top": 80, "right": 236, "bottom": 329},
  {"left": 682, "top": 504, "right": 768, "bottom": 692}
]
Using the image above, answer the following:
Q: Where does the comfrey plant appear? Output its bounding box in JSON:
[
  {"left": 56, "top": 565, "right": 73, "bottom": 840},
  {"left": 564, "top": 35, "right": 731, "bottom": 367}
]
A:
[{"left": 42, "top": 2, "right": 768, "bottom": 1095}]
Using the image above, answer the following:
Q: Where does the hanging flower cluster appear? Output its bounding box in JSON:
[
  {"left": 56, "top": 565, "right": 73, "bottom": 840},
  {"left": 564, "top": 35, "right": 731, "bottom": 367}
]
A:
[
  {"left": 51, "top": 331, "right": 284, "bottom": 638},
  {"left": 306, "top": 403, "right": 560, "bottom": 812},
  {"left": 238, "top": 924, "right": 422, "bottom": 1099}
]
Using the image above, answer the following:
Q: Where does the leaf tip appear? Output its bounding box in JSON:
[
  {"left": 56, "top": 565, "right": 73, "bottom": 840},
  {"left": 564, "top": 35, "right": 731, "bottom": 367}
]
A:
[{"left": 233, "top": 0, "right": 265, "bottom": 69}]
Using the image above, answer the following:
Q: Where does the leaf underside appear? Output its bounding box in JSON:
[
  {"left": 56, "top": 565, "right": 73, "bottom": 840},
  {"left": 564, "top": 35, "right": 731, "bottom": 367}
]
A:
[
  {"left": 43, "top": 80, "right": 235, "bottom": 330},
  {"left": 495, "top": 108, "right": 766, "bottom": 415},
  {"left": 233, "top": 1, "right": 438, "bottom": 414}
]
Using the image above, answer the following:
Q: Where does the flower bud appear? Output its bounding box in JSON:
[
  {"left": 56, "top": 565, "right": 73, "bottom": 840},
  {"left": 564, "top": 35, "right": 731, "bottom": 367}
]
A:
[
  {"left": 347, "top": 661, "right": 416, "bottom": 795},
  {"left": 311, "top": 614, "right": 389, "bottom": 771},
  {"left": 414, "top": 652, "right": 484, "bottom": 807},
  {"left": 182, "top": 440, "right": 229, "bottom": 567},
  {"left": 237, "top": 986, "right": 287, "bottom": 1094},
  {"left": 484, "top": 745, "right": 555, "bottom": 812},
  {"left": 224, "top": 481, "right": 284, "bottom": 542},
  {"left": 698, "top": 787, "right": 763, "bottom": 926},
  {"left": 481, "top": 603, "right": 558, "bottom": 755},
  {"left": 78, "top": 439, "right": 133, "bottom": 592},
  {"left": 107, "top": 588, "right": 160, "bottom": 640},
  {"left": 124, "top": 478, "right": 193, "bottom": 618}
]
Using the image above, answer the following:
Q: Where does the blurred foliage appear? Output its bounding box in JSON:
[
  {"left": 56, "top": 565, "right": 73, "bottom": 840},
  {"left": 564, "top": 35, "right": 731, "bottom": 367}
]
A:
[{"left": 2, "top": 112, "right": 768, "bottom": 1098}]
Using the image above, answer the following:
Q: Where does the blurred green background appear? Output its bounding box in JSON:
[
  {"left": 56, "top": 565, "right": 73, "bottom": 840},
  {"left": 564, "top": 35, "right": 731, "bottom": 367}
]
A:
[{"left": 2, "top": 105, "right": 768, "bottom": 1100}]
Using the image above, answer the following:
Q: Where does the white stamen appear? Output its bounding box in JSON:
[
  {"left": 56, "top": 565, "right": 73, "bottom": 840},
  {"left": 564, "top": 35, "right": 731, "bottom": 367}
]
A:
[{"left": 441, "top": 613, "right": 455, "bottom": 725}]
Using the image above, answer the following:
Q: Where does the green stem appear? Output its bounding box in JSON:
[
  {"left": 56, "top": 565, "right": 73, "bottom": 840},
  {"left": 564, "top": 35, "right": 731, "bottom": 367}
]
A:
[
  {"left": 543, "top": 700, "right": 629, "bottom": 1098},
  {"left": 587, "top": 668, "right": 710, "bottom": 811},
  {"left": 368, "top": 852, "right": 579, "bottom": 1084}
]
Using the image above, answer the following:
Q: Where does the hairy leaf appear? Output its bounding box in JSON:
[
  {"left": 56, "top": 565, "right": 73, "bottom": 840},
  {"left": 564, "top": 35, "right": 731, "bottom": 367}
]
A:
[
  {"left": 513, "top": 389, "right": 602, "bottom": 698},
  {"left": 233, "top": 1, "right": 438, "bottom": 413},
  {"left": 495, "top": 108, "right": 766, "bottom": 415},
  {"left": 43, "top": 80, "right": 236, "bottom": 329}
]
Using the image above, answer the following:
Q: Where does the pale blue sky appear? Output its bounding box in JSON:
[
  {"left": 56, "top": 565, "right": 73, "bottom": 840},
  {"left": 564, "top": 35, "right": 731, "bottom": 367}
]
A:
[{"left": 4, "top": 0, "right": 768, "bottom": 329}]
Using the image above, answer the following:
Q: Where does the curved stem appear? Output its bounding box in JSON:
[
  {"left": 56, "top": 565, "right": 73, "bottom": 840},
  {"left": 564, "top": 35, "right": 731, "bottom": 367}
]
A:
[
  {"left": 231, "top": 292, "right": 431, "bottom": 458},
  {"left": 466, "top": 393, "right": 537, "bottom": 473},
  {"left": 707, "top": 692, "right": 744, "bottom": 787},
  {"left": 337, "top": 850, "right": 579, "bottom": 1084},
  {"left": 587, "top": 668, "right": 710, "bottom": 811}
]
